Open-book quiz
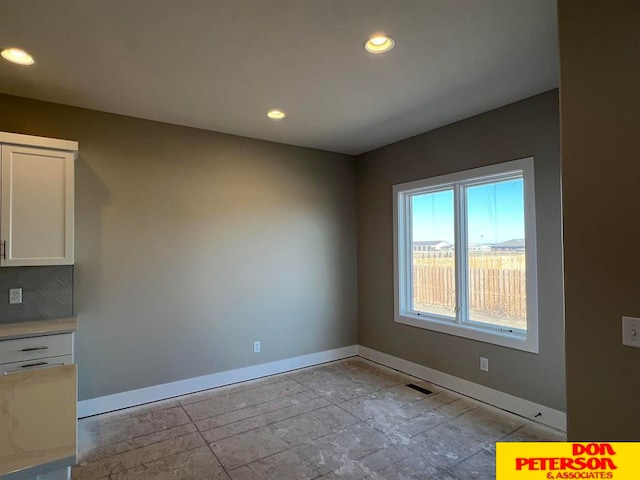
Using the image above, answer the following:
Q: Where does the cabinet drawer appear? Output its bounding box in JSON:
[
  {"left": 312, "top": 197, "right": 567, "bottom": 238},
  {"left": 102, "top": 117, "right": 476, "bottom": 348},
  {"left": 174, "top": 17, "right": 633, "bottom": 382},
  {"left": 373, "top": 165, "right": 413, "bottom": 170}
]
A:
[
  {"left": 0, "top": 354, "right": 73, "bottom": 375},
  {"left": 0, "top": 333, "right": 73, "bottom": 365}
]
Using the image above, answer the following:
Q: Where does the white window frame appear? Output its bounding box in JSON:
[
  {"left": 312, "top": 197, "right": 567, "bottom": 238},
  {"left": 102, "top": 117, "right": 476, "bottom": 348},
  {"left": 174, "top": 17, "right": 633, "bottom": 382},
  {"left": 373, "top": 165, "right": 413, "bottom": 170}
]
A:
[{"left": 393, "top": 157, "right": 539, "bottom": 353}]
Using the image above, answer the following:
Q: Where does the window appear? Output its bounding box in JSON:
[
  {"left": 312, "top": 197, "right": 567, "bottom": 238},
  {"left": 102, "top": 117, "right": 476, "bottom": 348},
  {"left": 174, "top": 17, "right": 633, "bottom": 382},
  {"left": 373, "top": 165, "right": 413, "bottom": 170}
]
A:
[{"left": 393, "top": 158, "right": 538, "bottom": 353}]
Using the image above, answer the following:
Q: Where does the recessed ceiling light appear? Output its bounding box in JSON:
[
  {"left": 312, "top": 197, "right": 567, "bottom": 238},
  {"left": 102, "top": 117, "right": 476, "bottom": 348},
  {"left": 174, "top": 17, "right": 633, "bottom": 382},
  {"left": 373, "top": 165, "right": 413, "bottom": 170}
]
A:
[
  {"left": 1, "top": 48, "right": 35, "bottom": 65},
  {"left": 266, "top": 109, "right": 286, "bottom": 120},
  {"left": 364, "top": 34, "right": 395, "bottom": 54}
]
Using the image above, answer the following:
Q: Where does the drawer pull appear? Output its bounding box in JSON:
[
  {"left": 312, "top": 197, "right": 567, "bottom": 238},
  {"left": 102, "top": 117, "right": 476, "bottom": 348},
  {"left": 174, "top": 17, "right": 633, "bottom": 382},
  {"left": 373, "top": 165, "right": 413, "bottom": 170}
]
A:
[
  {"left": 21, "top": 346, "right": 49, "bottom": 352},
  {"left": 20, "top": 362, "right": 49, "bottom": 368}
]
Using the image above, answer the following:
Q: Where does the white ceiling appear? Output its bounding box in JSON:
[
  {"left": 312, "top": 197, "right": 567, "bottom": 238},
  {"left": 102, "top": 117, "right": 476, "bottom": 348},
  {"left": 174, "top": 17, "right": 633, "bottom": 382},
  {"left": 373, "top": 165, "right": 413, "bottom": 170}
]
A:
[{"left": 0, "top": 0, "right": 558, "bottom": 155}]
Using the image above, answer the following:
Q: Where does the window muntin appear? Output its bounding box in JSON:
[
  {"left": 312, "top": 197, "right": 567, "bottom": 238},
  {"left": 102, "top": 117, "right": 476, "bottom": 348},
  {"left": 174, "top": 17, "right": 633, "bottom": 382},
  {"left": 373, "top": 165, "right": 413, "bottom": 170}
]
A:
[{"left": 393, "top": 158, "right": 538, "bottom": 353}]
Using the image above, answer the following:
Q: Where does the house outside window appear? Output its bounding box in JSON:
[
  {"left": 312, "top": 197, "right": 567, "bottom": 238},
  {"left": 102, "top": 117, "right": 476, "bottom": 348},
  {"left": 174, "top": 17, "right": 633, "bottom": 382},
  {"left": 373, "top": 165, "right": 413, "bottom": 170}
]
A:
[{"left": 393, "top": 157, "right": 539, "bottom": 353}]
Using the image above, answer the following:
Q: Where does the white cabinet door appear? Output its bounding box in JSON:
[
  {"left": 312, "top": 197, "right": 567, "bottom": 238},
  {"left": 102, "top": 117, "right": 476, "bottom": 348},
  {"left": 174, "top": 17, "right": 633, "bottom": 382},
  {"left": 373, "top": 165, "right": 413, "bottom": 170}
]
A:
[{"left": 1, "top": 145, "right": 74, "bottom": 266}]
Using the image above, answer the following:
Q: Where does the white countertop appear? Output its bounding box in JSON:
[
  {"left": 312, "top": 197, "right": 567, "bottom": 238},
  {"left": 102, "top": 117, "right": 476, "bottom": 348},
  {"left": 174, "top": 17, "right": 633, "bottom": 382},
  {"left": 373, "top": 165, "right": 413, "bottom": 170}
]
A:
[
  {"left": 0, "top": 364, "right": 77, "bottom": 477},
  {"left": 0, "top": 317, "right": 77, "bottom": 341}
]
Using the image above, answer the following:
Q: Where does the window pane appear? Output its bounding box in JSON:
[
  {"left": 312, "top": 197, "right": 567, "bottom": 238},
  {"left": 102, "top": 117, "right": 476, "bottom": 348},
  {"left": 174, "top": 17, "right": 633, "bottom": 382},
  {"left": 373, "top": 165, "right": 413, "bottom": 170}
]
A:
[
  {"left": 410, "top": 190, "right": 456, "bottom": 318},
  {"left": 465, "top": 178, "right": 526, "bottom": 330}
]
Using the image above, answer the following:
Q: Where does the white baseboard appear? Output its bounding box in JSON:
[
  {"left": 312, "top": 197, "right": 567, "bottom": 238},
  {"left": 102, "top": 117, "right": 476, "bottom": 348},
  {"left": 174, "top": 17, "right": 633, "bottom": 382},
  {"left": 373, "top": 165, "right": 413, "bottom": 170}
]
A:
[
  {"left": 357, "top": 345, "right": 566, "bottom": 432},
  {"left": 79, "top": 343, "right": 566, "bottom": 432},
  {"left": 78, "top": 345, "right": 357, "bottom": 418}
]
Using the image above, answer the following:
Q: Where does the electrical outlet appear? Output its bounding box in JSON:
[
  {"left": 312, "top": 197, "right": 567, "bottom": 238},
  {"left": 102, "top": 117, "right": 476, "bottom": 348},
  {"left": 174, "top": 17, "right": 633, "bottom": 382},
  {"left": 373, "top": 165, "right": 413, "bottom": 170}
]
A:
[
  {"left": 9, "top": 288, "right": 22, "bottom": 304},
  {"left": 253, "top": 341, "right": 261, "bottom": 353},
  {"left": 480, "top": 357, "right": 489, "bottom": 372}
]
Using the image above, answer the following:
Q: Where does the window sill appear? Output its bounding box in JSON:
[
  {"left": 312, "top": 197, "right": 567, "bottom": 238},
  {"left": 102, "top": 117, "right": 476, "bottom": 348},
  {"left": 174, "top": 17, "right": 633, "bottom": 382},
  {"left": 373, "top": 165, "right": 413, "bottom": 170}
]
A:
[{"left": 395, "top": 312, "right": 539, "bottom": 354}]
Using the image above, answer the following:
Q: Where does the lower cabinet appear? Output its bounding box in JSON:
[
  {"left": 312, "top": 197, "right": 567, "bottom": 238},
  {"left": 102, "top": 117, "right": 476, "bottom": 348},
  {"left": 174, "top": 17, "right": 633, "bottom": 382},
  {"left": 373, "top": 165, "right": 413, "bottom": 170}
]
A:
[{"left": 0, "top": 331, "right": 76, "bottom": 480}]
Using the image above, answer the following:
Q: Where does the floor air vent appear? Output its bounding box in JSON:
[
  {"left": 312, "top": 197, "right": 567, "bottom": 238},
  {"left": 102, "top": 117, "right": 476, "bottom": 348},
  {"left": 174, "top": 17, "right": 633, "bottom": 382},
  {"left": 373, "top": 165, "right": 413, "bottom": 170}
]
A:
[{"left": 406, "top": 384, "right": 433, "bottom": 395}]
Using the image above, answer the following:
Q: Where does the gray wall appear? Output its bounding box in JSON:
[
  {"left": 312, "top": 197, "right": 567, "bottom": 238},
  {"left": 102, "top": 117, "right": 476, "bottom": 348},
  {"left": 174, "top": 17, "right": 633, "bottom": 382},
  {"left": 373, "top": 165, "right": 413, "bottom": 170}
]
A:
[
  {"left": 559, "top": 0, "right": 640, "bottom": 440},
  {"left": 0, "top": 90, "right": 565, "bottom": 413},
  {"left": 356, "top": 90, "right": 565, "bottom": 411},
  {"left": 0, "top": 94, "right": 357, "bottom": 401},
  {"left": 0, "top": 266, "right": 73, "bottom": 322}
]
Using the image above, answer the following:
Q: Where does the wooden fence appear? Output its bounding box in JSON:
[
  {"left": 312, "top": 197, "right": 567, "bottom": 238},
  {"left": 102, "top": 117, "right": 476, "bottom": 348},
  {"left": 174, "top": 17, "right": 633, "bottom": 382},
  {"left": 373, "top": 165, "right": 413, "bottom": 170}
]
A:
[{"left": 412, "top": 251, "right": 526, "bottom": 326}]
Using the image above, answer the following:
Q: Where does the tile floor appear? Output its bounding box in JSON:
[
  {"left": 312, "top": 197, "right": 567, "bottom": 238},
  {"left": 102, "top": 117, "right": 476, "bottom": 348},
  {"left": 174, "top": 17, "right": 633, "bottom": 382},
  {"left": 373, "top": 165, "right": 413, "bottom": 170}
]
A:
[{"left": 74, "top": 358, "right": 565, "bottom": 480}]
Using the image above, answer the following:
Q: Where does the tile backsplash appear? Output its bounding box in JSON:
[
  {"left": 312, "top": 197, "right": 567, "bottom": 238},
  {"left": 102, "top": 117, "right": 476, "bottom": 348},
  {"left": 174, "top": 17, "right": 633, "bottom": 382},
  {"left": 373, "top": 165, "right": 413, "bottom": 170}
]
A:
[{"left": 0, "top": 266, "right": 73, "bottom": 323}]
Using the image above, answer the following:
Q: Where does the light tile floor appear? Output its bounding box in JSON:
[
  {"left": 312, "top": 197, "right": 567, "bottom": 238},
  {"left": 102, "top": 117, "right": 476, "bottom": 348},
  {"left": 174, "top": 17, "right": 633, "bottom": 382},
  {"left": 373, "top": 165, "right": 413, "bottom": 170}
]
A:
[{"left": 74, "top": 358, "right": 565, "bottom": 480}]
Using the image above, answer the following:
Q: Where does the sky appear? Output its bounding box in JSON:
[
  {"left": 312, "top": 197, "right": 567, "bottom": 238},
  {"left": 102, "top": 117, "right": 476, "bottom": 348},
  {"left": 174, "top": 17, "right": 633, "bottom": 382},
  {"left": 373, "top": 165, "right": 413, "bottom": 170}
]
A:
[{"left": 411, "top": 178, "right": 525, "bottom": 244}]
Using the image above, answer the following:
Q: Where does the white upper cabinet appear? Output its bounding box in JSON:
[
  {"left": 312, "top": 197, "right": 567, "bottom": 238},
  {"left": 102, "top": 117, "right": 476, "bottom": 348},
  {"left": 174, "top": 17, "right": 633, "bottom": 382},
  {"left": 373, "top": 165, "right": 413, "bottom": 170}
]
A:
[{"left": 0, "top": 133, "right": 76, "bottom": 267}]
